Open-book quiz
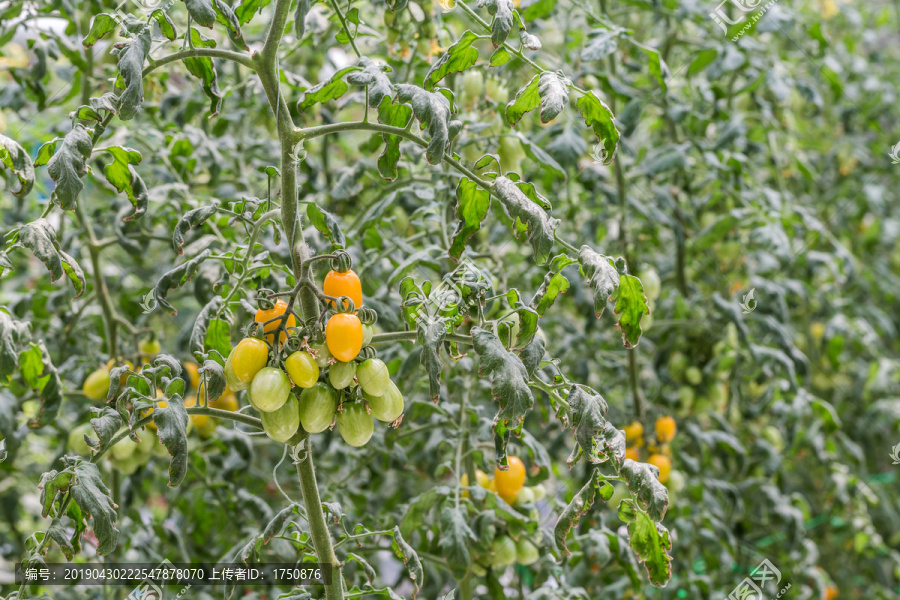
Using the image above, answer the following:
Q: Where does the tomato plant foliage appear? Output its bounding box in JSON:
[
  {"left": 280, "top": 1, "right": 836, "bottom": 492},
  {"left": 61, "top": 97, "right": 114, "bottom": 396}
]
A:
[{"left": 1, "top": 0, "right": 899, "bottom": 599}]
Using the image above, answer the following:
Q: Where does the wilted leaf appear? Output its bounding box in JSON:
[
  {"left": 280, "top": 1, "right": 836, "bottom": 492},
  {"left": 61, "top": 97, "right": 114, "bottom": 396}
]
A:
[
  {"left": 82, "top": 14, "right": 118, "bottom": 48},
  {"left": 13, "top": 220, "right": 85, "bottom": 297},
  {"left": 153, "top": 251, "right": 212, "bottom": 315},
  {"left": 182, "top": 28, "right": 224, "bottom": 117},
  {"left": 377, "top": 94, "right": 413, "bottom": 180},
  {"left": 506, "top": 74, "right": 540, "bottom": 127},
  {"left": 627, "top": 512, "right": 672, "bottom": 586},
  {"left": 449, "top": 176, "right": 491, "bottom": 260},
  {"left": 491, "top": 176, "right": 559, "bottom": 265},
  {"left": 113, "top": 28, "right": 151, "bottom": 120},
  {"left": 555, "top": 469, "right": 604, "bottom": 555},
  {"left": 173, "top": 203, "right": 218, "bottom": 254},
  {"left": 298, "top": 66, "right": 358, "bottom": 110},
  {"left": 439, "top": 505, "right": 476, "bottom": 579},
  {"left": 417, "top": 317, "right": 447, "bottom": 401},
  {"left": 347, "top": 57, "right": 393, "bottom": 107},
  {"left": 396, "top": 84, "right": 453, "bottom": 165},
  {"left": 611, "top": 271, "right": 649, "bottom": 348},
  {"left": 0, "top": 133, "right": 35, "bottom": 197},
  {"left": 578, "top": 246, "right": 617, "bottom": 318},
  {"left": 153, "top": 394, "right": 189, "bottom": 487},
  {"left": 68, "top": 460, "right": 118, "bottom": 555},
  {"left": 537, "top": 71, "right": 569, "bottom": 123},
  {"left": 46, "top": 124, "right": 93, "bottom": 210},
  {"left": 575, "top": 90, "right": 619, "bottom": 164},
  {"left": 620, "top": 459, "right": 668, "bottom": 521}
]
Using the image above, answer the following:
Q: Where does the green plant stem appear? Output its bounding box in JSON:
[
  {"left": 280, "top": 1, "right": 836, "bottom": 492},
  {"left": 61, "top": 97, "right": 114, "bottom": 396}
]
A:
[
  {"left": 219, "top": 209, "right": 281, "bottom": 308},
  {"left": 293, "top": 434, "right": 343, "bottom": 600},
  {"left": 370, "top": 331, "right": 474, "bottom": 345},
  {"left": 143, "top": 48, "right": 256, "bottom": 76},
  {"left": 328, "top": 0, "right": 361, "bottom": 58},
  {"left": 75, "top": 201, "right": 118, "bottom": 359}
]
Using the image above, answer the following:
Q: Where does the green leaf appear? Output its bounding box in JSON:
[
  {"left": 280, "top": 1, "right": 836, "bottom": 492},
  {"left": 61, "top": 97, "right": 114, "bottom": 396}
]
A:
[
  {"left": 21, "top": 341, "right": 63, "bottom": 429},
  {"left": 627, "top": 512, "right": 673, "bottom": 587},
  {"left": 0, "top": 310, "right": 30, "bottom": 382},
  {"left": 113, "top": 28, "right": 151, "bottom": 120},
  {"left": 566, "top": 384, "right": 622, "bottom": 468},
  {"left": 518, "top": 336, "right": 544, "bottom": 378},
  {"left": 439, "top": 505, "right": 476, "bottom": 579},
  {"left": 537, "top": 71, "right": 569, "bottom": 123},
  {"left": 581, "top": 29, "right": 619, "bottom": 61},
  {"left": 307, "top": 203, "right": 346, "bottom": 249},
  {"left": 611, "top": 270, "right": 649, "bottom": 348},
  {"left": 153, "top": 250, "right": 212, "bottom": 315},
  {"left": 490, "top": 176, "right": 559, "bottom": 265},
  {"left": 519, "top": 0, "right": 554, "bottom": 20},
  {"left": 424, "top": 30, "right": 480, "bottom": 91},
  {"left": 515, "top": 133, "right": 565, "bottom": 178},
  {"left": 477, "top": 0, "right": 514, "bottom": 47},
  {"left": 153, "top": 394, "right": 190, "bottom": 487},
  {"left": 620, "top": 459, "right": 668, "bottom": 521},
  {"left": 472, "top": 327, "right": 534, "bottom": 464},
  {"left": 449, "top": 176, "right": 491, "bottom": 260},
  {"left": 102, "top": 146, "right": 148, "bottom": 220},
  {"left": 149, "top": 11, "right": 175, "bottom": 40},
  {"left": 87, "top": 408, "right": 124, "bottom": 452},
  {"left": 262, "top": 503, "right": 299, "bottom": 544},
  {"left": 505, "top": 74, "right": 540, "bottom": 127},
  {"left": 396, "top": 84, "right": 453, "bottom": 165},
  {"left": 692, "top": 212, "right": 738, "bottom": 251},
  {"left": 294, "top": 0, "right": 311, "bottom": 36},
  {"left": 0, "top": 133, "right": 35, "bottom": 197},
  {"left": 531, "top": 254, "right": 577, "bottom": 316},
  {"left": 578, "top": 245, "right": 617, "bottom": 318},
  {"left": 73, "top": 105, "right": 102, "bottom": 122},
  {"left": 47, "top": 520, "right": 75, "bottom": 560},
  {"left": 554, "top": 469, "right": 602, "bottom": 555},
  {"left": 575, "top": 90, "right": 619, "bottom": 165},
  {"left": 90, "top": 93, "right": 119, "bottom": 115},
  {"left": 687, "top": 47, "right": 718, "bottom": 76},
  {"left": 182, "top": 28, "right": 224, "bottom": 117},
  {"left": 347, "top": 57, "right": 393, "bottom": 108},
  {"left": 490, "top": 47, "right": 511, "bottom": 66},
  {"left": 391, "top": 526, "right": 423, "bottom": 593},
  {"left": 417, "top": 317, "right": 447, "bottom": 401},
  {"left": 82, "top": 14, "right": 118, "bottom": 48},
  {"left": 631, "top": 41, "right": 668, "bottom": 92},
  {"left": 46, "top": 123, "right": 93, "bottom": 210},
  {"left": 376, "top": 97, "right": 413, "bottom": 180},
  {"left": 173, "top": 203, "right": 218, "bottom": 254},
  {"left": 190, "top": 297, "right": 226, "bottom": 354},
  {"left": 13, "top": 219, "right": 85, "bottom": 297},
  {"left": 400, "top": 486, "right": 448, "bottom": 537},
  {"left": 183, "top": 0, "right": 248, "bottom": 48},
  {"left": 297, "top": 66, "right": 359, "bottom": 111},
  {"left": 68, "top": 460, "right": 119, "bottom": 555}
]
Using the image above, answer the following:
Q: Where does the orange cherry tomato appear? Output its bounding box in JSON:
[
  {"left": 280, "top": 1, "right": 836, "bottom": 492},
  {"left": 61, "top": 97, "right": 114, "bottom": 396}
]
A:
[
  {"left": 493, "top": 456, "right": 526, "bottom": 502},
  {"left": 325, "top": 313, "right": 363, "bottom": 362},
  {"left": 255, "top": 299, "right": 296, "bottom": 344},
  {"left": 324, "top": 269, "right": 363, "bottom": 310}
]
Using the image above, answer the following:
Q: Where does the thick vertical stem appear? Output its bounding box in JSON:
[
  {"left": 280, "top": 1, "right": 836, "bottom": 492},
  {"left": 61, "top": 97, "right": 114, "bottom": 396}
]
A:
[
  {"left": 76, "top": 202, "right": 118, "bottom": 359},
  {"left": 294, "top": 435, "right": 343, "bottom": 600}
]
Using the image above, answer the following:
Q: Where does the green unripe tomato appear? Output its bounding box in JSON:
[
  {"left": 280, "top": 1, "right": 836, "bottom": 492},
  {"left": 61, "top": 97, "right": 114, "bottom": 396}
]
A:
[
  {"left": 249, "top": 367, "right": 291, "bottom": 412},
  {"left": 337, "top": 402, "right": 374, "bottom": 447},
  {"left": 299, "top": 383, "right": 338, "bottom": 433},
  {"left": 329, "top": 361, "right": 357, "bottom": 390},
  {"left": 224, "top": 352, "right": 249, "bottom": 392},
  {"left": 668, "top": 352, "right": 688, "bottom": 381},
  {"left": 110, "top": 436, "right": 138, "bottom": 461},
  {"left": 362, "top": 380, "right": 404, "bottom": 423},
  {"left": 82, "top": 367, "right": 110, "bottom": 402},
  {"left": 111, "top": 453, "right": 143, "bottom": 475},
  {"left": 356, "top": 358, "right": 390, "bottom": 396},
  {"left": 136, "top": 433, "right": 155, "bottom": 456},
  {"left": 462, "top": 70, "right": 484, "bottom": 101},
  {"left": 516, "top": 538, "right": 540, "bottom": 566},
  {"left": 362, "top": 324, "right": 374, "bottom": 347},
  {"left": 531, "top": 483, "right": 547, "bottom": 501},
  {"left": 285, "top": 351, "right": 319, "bottom": 389},
  {"left": 261, "top": 394, "right": 301, "bottom": 443},
  {"left": 639, "top": 267, "right": 661, "bottom": 301},
  {"left": 309, "top": 341, "right": 332, "bottom": 368},
  {"left": 685, "top": 366, "right": 702, "bottom": 386},
  {"left": 513, "top": 486, "right": 535, "bottom": 506},
  {"left": 139, "top": 339, "right": 161, "bottom": 357},
  {"left": 488, "top": 536, "right": 518, "bottom": 567},
  {"left": 67, "top": 423, "right": 94, "bottom": 456}
]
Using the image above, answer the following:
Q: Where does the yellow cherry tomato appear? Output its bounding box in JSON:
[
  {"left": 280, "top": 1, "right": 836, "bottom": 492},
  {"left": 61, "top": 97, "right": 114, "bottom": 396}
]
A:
[
  {"left": 209, "top": 393, "right": 239, "bottom": 412},
  {"left": 82, "top": 367, "right": 110, "bottom": 402},
  {"left": 323, "top": 269, "right": 363, "bottom": 310},
  {"left": 624, "top": 421, "right": 643, "bottom": 442},
  {"left": 625, "top": 447, "right": 641, "bottom": 462},
  {"left": 229, "top": 338, "right": 269, "bottom": 383},
  {"left": 325, "top": 313, "right": 363, "bottom": 362},
  {"left": 285, "top": 351, "right": 320, "bottom": 388},
  {"left": 255, "top": 299, "right": 296, "bottom": 344},
  {"left": 494, "top": 456, "right": 526, "bottom": 502},
  {"left": 184, "top": 362, "right": 201, "bottom": 390},
  {"left": 648, "top": 453, "right": 672, "bottom": 483},
  {"left": 655, "top": 416, "right": 677, "bottom": 442}
]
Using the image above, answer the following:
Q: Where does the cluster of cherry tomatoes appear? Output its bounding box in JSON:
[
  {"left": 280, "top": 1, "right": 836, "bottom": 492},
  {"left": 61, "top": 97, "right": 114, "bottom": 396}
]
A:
[
  {"left": 223, "top": 267, "right": 404, "bottom": 446},
  {"left": 625, "top": 416, "right": 680, "bottom": 488}
]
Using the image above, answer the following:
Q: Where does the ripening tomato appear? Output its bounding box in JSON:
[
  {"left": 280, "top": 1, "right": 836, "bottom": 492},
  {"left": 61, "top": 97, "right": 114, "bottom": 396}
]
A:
[
  {"left": 249, "top": 367, "right": 291, "bottom": 413},
  {"left": 224, "top": 353, "right": 249, "bottom": 392},
  {"left": 326, "top": 313, "right": 363, "bottom": 362},
  {"left": 308, "top": 341, "right": 332, "bottom": 368},
  {"left": 356, "top": 358, "right": 389, "bottom": 396},
  {"left": 83, "top": 367, "right": 111, "bottom": 402},
  {"left": 625, "top": 447, "right": 641, "bottom": 462},
  {"left": 494, "top": 456, "right": 526, "bottom": 503},
  {"left": 623, "top": 421, "right": 643, "bottom": 442},
  {"left": 105, "top": 358, "right": 134, "bottom": 386},
  {"left": 285, "top": 351, "right": 319, "bottom": 388},
  {"left": 255, "top": 299, "right": 296, "bottom": 344},
  {"left": 329, "top": 360, "right": 357, "bottom": 390},
  {"left": 209, "top": 393, "right": 239, "bottom": 412},
  {"left": 655, "top": 416, "right": 676, "bottom": 442},
  {"left": 229, "top": 338, "right": 269, "bottom": 384},
  {"left": 139, "top": 338, "right": 161, "bottom": 358},
  {"left": 299, "top": 383, "right": 338, "bottom": 433},
  {"left": 184, "top": 362, "right": 201, "bottom": 389},
  {"left": 648, "top": 453, "right": 672, "bottom": 483},
  {"left": 324, "top": 269, "right": 363, "bottom": 310},
  {"left": 337, "top": 401, "right": 374, "bottom": 447}
]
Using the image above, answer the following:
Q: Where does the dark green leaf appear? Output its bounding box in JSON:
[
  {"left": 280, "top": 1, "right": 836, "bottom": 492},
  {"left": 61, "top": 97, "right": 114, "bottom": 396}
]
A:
[
  {"left": 307, "top": 203, "right": 346, "bottom": 249},
  {"left": 424, "top": 31, "right": 479, "bottom": 91},
  {"left": 537, "top": 71, "right": 569, "bottom": 123},
  {"left": 46, "top": 123, "right": 93, "bottom": 210},
  {"left": 262, "top": 504, "right": 298, "bottom": 543},
  {"left": 153, "top": 250, "right": 212, "bottom": 315},
  {"left": 183, "top": 0, "right": 247, "bottom": 48},
  {"left": 173, "top": 203, "right": 218, "bottom": 254},
  {"left": 439, "top": 505, "right": 476, "bottom": 579},
  {"left": 153, "top": 394, "right": 190, "bottom": 487},
  {"left": 449, "top": 176, "right": 491, "bottom": 260},
  {"left": 347, "top": 57, "right": 393, "bottom": 108},
  {"left": 13, "top": 219, "right": 85, "bottom": 297},
  {"left": 294, "top": 0, "right": 310, "bottom": 36},
  {"left": 416, "top": 317, "right": 447, "bottom": 401},
  {"left": 298, "top": 66, "right": 359, "bottom": 110},
  {"left": 376, "top": 97, "right": 412, "bottom": 180},
  {"left": 396, "top": 84, "right": 452, "bottom": 165},
  {"left": 113, "top": 28, "right": 151, "bottom": 120},
  {"left": 491, "top": 176, "right": 559, "bottom": 265},
  {"left": 0, "top": 133, "right": 35, "bottom": 197},
  {"left": 566, "top": 384, "right": 621, "bottom": 468},
  {"left": 0, "top": 310, "right": 29, "bottom": 382},
  {"left": 554, "top": 469, "right": 602, "bottom": 555},
  {"left": 87, "top": 408, "right": 123, "bottom": 452},
  {"left": 68, "top": 460, "right": 119, "bottom": 555}
]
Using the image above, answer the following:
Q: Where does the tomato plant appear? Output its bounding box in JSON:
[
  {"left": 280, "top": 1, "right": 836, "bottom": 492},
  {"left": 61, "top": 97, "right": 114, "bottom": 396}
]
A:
[{"left": 2, "top": 0, "right": 899, "bottom": 599}]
